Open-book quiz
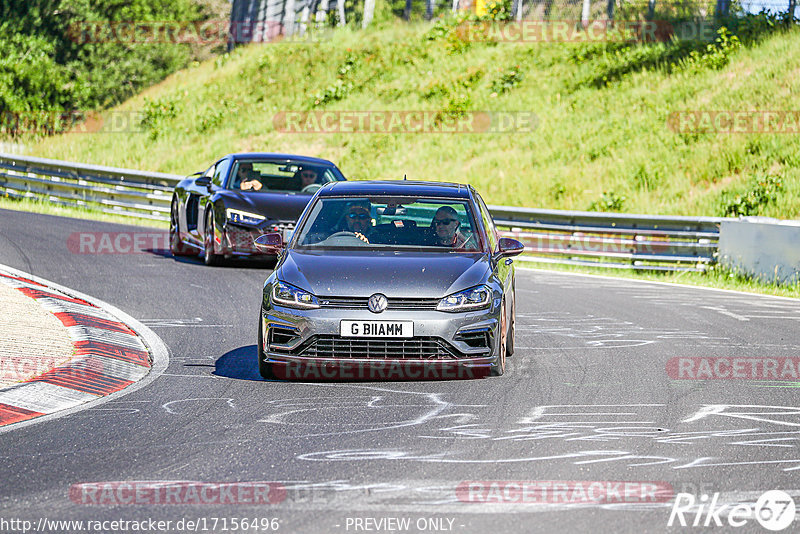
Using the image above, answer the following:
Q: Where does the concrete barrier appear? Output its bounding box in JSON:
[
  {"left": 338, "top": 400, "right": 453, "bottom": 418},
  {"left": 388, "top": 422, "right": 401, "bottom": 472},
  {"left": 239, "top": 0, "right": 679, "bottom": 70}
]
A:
[{"left": 719, "top": 217, "right": 800, "bottom": 285}]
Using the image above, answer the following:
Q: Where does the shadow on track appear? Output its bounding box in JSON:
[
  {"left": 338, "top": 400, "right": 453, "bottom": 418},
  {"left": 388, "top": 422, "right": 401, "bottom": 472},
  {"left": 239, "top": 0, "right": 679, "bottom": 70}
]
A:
[{"left": 213, "top": 345, "right": 263, "bottom": 381}]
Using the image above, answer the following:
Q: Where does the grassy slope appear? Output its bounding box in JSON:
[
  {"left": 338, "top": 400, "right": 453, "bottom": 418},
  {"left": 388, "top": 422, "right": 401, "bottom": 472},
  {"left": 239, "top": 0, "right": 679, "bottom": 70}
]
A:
[{"left": 24, "top": 21, "right": 800, "bottom": 219}]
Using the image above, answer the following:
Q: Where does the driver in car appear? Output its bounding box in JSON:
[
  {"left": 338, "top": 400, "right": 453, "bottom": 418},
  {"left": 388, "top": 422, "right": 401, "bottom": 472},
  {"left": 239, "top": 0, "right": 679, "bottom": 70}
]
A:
[
  {"left": 344, "top": 203, "right": 373, "bottom": 243},
  {"left": 432, "top": 206, "right": 467, "bottom": 247},
  {"left": 238, "top": 163, "right": 263, "bottom": 191},
  {"left": 299, "top": 168, "right": 318, "bottom": 189}
]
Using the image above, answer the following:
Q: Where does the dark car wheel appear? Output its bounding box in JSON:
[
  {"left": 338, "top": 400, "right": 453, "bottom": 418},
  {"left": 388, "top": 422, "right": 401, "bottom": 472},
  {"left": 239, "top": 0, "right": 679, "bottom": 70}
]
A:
[
  {"left": 257, "top": 312, "right": 274, "bottom": 379},
  {"left": 507, "top": 290, "right": 516, "bottom": 357},
  {"left": 203, "top": 210, "right": 221, "bottom": 266},
  {"left": 169, "top": 198, "right": 191, "bottom": 257},
  {"left": 491, "top": 302, "right": 507, "bottom": 377}
]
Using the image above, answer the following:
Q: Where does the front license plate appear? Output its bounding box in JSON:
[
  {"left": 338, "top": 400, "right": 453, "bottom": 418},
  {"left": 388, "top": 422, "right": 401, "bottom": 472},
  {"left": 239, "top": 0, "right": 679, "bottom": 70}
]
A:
[{"left": 340, "top": 320, "right": 413, "bottom": 338}]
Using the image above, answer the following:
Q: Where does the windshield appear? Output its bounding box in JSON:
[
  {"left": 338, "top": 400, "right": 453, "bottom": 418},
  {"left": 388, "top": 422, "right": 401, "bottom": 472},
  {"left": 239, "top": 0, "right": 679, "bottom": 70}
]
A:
[
  {"left": 292, "top": 196, "right": 485, "bottom": 252},
  {"left": 227, "top": 160, "right": 344, "bottom": 194}
]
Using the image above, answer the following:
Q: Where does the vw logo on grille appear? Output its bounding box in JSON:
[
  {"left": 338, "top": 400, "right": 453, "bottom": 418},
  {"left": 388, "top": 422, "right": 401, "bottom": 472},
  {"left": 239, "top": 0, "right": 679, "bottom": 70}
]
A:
[{"left": 367, "top": 293, "right": 388, "bottom": 314}]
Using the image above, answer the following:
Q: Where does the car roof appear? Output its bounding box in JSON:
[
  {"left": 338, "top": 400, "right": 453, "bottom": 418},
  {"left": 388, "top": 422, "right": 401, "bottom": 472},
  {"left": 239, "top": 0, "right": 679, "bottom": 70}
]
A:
[
  {"left": 317, "top": 180, "right": 472, "bottom": 199},
  {"left": 226, "top": 153, "right": 337, "bottom": 166}
]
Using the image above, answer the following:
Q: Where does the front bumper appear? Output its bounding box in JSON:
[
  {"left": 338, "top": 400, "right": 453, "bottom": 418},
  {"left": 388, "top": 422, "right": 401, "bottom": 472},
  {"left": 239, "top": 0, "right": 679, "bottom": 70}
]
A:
[
  {"left": 221, "top": 222, "right": 293, "bottom": 256},
  {"left": 259, "top": 302, "right": 501, "bottom": 380}
]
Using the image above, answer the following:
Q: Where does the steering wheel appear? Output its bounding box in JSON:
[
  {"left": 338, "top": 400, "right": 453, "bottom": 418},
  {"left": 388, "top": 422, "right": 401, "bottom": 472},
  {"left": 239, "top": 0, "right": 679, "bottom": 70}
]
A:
[
  {"left": 459, "top": 233, "right": 478, "bottom": 250},
  {"left": 321, "top": 231, "right": 370, "bottom": 246},
  {"left": 301, "top": 183, "right": 322, "bottom": 194}
]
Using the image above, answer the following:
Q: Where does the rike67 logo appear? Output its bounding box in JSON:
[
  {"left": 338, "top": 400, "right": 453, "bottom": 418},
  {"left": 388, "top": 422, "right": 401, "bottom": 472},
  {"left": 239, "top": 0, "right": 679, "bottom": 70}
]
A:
[{"left": 668, "top": 490, "right": 796, "bottom": 531}]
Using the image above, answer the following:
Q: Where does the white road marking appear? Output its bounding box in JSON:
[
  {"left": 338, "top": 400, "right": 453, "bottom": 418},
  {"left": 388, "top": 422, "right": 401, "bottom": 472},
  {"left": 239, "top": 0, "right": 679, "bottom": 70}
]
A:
[{"left": 0, "top": 382, "right": 97, "bottom": 413}]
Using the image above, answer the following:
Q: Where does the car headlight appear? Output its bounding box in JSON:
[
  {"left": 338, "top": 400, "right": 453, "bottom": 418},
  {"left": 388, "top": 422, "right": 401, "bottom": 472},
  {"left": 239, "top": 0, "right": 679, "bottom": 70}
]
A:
[
  {"left": 271, "top": 281, "right": 320, "bottom": 309},
  {"left": 227, "top": 208, "right": 266, "bottom": 226},
  {"left": 437, "top": 285, "right": 491, "bottom": 312}
]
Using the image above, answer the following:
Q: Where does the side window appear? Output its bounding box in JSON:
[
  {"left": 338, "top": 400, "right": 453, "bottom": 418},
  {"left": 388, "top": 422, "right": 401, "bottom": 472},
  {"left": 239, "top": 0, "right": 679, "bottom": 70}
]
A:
[
  {"left": 475, "top": 194, "right": 498, "bottom": 251},
  {"left": 203, "top": 164, "right": 216, "bottom": 178},
  {"left": 212, "top": 159, "right": 230, "bottom": 187}
]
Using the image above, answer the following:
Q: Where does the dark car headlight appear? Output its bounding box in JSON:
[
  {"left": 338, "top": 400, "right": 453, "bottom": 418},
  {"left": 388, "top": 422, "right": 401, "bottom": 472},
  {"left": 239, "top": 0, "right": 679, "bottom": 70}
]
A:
[
  {"left": 227, "top": 208, "right": 266, "bottom": 226},
  {"left": 437, "top": 285, "right": 491, "bottom": 312},
  {"left": 271, "top": 281, "right": 320, "bottom": 309}
]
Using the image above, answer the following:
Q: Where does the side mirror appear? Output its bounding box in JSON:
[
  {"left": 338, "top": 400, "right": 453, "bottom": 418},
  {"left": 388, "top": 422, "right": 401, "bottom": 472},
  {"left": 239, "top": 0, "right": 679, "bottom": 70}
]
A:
[
  {"left": 196, "top": 175, "right": 212, "bottom": 187},
  {"left": 497, "top": 237, "right": 524, "bottom": 258},
  {"left": 254, "top": 233, "right": 284, "bottom": 254}
]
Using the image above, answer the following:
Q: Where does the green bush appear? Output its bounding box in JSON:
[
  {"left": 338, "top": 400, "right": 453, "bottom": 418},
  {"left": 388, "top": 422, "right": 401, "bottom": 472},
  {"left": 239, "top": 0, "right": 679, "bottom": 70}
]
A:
[
  {"left": 719, "top": 174, "right": 784, "bottom": 217},
  {"left": 679, "top": 27, "right": 741, "bottom": 71},
  {"left": 490, "top": 65, "right": 523, "bottom": 95},
  {"left": 140, "top": 95, "right": 182, "bottom": 140},
  {"left": 197, "top": 100, "right": 237, "bottom": 134},
  {"left": 589, "top": 191, "right": 627, "bottom": 212},
  {"left": 312, "top": 79, "right": 353, "bottom": 107},
  {"left": 0, "top": 0, "right": 210, "bottom": 139}
]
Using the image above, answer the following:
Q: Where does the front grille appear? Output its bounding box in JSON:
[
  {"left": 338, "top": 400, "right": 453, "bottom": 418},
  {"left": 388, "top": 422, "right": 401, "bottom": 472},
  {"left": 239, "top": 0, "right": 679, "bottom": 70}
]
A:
[
  {"left": 318, "top": 297, "right": 439, "bottom": 310},
  {"left": 295, "top": 335, "right": 466, "bottom": 360},
  {"left": 227, "top": 221, "right": 294, "bottom": 252},
  {"left": 226, "top": 225, "right": 260, "bottom": 250}
]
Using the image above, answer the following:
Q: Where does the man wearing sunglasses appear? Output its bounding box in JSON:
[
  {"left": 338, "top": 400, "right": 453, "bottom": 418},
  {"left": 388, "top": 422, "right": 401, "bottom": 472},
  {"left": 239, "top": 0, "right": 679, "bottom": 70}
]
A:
[
  {"left": 431, "top": 206, "right": 467, "bottom": 247},
  {"left": 298, "top": 168, "right": 322, "bottom": 193},
  {"left": 343, "top": 203, "right": 373, "bottom": 243},
  {"left": 237, "top": 162, "right": 263, "bottom": 191}
]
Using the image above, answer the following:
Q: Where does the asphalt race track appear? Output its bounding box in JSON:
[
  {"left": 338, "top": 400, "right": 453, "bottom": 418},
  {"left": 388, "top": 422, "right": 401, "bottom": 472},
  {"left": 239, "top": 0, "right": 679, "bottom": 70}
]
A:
[{"left": 2, "top": 208, "right": 800, "bottom": 533}]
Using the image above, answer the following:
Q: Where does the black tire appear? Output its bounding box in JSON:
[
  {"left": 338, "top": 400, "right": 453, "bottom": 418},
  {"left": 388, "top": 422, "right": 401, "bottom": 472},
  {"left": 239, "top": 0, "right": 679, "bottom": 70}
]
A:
[
  {"left": 507, "top": 291, "right": 516, "bottom": 357},
  {"left": 203, "top": 209, "right": 221, "bottom": 266},
  {"left": 491, "top": 302, "right": 507, "bottom": 377},
  {"left": 257, "top": 312, "right": 274, "bottom": 379},
  {"left": 169, "top": 197, "right": 191, "bottom": 257}
]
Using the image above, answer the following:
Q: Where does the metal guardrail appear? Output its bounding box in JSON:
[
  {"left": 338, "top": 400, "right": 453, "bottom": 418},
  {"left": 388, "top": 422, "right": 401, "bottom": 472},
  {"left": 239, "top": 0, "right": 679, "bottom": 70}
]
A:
[
  {"left": 0, "top": 153, "right": 182, "bottom": 222},
  {"left": 490, "top": 205, "right": 725, "bottom": 272},
  {"left": 0, "top": 152, "right": 725, "bottom": 271}
]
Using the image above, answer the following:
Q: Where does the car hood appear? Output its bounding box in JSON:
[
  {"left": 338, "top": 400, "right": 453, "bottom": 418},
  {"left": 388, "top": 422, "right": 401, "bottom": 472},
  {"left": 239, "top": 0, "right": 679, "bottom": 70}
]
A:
[
  {"left": 222, "top": 190, "right": 311, "bottom": 222},
  {"left": 277, "top": 250, "right": 491, "bottom": 298}
]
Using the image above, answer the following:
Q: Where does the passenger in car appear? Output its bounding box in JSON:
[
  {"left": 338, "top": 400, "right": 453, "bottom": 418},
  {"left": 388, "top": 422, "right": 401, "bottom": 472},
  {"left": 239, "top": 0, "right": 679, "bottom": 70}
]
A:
[{"left": 431, "top": 206, "right": 467, "bottom": 247}]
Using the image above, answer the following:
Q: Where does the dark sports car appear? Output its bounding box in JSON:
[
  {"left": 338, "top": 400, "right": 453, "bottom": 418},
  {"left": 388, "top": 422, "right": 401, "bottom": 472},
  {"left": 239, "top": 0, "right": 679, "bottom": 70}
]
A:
[
  {"left": 169, "top": 153, "right": 346, "bottom": 265},
  {"left": 255, "top": 180, "right": 524, "bottom": 380}
]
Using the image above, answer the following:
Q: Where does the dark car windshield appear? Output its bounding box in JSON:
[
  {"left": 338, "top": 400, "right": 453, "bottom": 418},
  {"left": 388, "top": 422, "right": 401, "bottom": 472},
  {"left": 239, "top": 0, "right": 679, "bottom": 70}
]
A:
[
  {"left": 292, "top": 196, "right": 485, "bottom": 252},
  {"left": 227, "top": 160, "right": 344, "bottom": 194}
]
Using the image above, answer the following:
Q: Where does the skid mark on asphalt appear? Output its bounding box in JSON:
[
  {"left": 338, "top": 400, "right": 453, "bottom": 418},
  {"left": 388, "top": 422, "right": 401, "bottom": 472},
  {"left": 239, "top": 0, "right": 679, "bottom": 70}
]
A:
[
  {"left": 140, "top": 318, "right": 233, "bottom": 328},
  {"left": 162, "top": 397, "right": 236, "bottom": 414},
  {"left": 514, "top": 311, "right": 725, "bottom": 349},
  {"left": 257, "top": 383, "right": 485, "bottom": 439},
  {"left": 527, "top": 273, "right": 800, "bottom": 323},
  {"left": 286, "top": 402, "right": 800, "bottom": 473}
]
